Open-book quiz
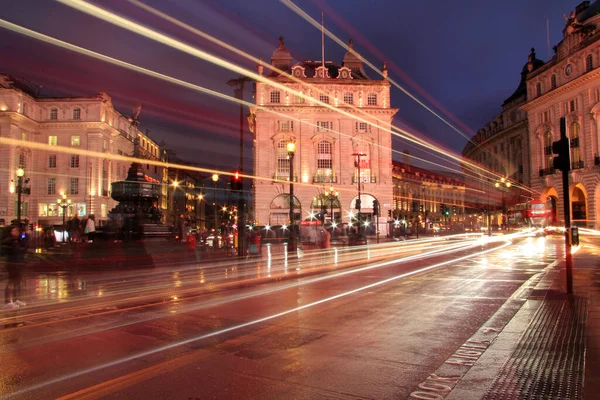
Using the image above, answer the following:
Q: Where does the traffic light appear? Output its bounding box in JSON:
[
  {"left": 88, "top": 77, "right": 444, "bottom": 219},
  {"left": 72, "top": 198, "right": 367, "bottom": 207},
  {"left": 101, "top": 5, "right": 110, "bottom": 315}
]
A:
[
  {"left": 355, "top": 198, "right": 361, "bottom": 210},
  {"left": 440, "top": 204, "right": 445, "bottom": 214},
  {"left": 552, "top": 117, "right": 571, "bottom": 172},
  {"left": 373, "top": 199, "right": 380, "bottom": 216},
  {"left": 231, "top": 170, "right": 242, "bottom": 191},
  {"left": 419, "top": 204, "right": 423, "bottom": 212},
  {"left": 445, "top": 209, "right": 449, "bottom": 216},
  {"left": 452, "top": 206, "right": 456, "bottom": 214}
]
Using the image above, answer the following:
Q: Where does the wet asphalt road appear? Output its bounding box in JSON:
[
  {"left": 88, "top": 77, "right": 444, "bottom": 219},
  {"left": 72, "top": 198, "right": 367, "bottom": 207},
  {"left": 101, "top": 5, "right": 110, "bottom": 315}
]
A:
[{"left": 0, "top": 232, "right": 562, "bottom": 399}]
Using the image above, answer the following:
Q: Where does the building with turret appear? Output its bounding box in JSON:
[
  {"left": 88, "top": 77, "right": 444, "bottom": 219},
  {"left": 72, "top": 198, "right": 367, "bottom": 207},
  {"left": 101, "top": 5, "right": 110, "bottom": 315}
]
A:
[{"left": 249, "top": 37, "right": 398, "bottom": 235}]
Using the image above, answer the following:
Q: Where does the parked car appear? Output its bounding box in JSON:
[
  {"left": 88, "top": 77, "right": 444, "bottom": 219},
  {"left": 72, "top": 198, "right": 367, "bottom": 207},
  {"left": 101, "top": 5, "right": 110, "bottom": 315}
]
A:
[{"left": 348, "top": 233, "right": 367, "bottom": 246}]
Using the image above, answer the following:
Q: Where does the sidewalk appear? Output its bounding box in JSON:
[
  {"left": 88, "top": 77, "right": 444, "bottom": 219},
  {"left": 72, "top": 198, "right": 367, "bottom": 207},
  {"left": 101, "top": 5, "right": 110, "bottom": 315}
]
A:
[{"left": 442, "top": 236, "right": 600, "bottom": 400}]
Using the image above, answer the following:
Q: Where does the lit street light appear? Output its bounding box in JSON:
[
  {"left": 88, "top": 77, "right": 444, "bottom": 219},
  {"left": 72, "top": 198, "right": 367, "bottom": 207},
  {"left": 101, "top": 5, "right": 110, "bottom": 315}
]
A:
[
  {"left": 212, "top": 173, "right": 219, "bottom": 231},
  {"left": 57, "top": 194, "right": 71, "bottom": 243},
  {"left": 287, "top": 141, "right": 296, "bottom": 253},
  {"left": 15, "top": 168, "right": 25, "bottom": 226}
]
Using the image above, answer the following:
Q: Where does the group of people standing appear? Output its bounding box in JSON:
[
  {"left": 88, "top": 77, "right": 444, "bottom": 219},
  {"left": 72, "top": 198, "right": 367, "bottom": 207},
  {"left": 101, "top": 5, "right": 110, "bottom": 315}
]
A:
[{"left": 66, "top": 214, "right": 96, "bottom": 243}]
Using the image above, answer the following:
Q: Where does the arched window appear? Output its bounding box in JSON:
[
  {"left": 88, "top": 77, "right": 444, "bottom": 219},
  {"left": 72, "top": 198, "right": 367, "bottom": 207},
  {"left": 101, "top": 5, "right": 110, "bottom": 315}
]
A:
[
  {"left": 343, "top": 93, "right": 353, "bottom": 104},
  {"left": 315, "top": 140, "right": 334, "bottom": 182},
  {"left": 73, "top": 107, "right": 81, "bottom": 120},
  {"left": 18, "top": 153, "right": 26, "bottom": 169},
  {"left": 551, "top": 74, "right": 557, "bottom": 89},
  {"left": 586, "top": 54, "right": 593, "bottom": 72},
  {"left": 367, "top": 93, "right": 377, "bottom": 106},
  {"left": 536, "top": 82, "right": 542, "bottom": 97},
  {"left": 270, "top": 91, "right": 281, "bottom": 103},
  {"left": 276, "top": 140, "right": 290, "bottom": 179},
  {"left": 50, "top": 108, "right": 58, "bottom": 120}
]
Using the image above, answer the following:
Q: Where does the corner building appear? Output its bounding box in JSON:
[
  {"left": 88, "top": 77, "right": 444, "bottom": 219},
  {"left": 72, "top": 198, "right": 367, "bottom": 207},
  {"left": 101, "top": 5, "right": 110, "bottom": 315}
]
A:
[
  {"left": 250, "top": 38, "right": 398, "bottom": 234},
  {"left": 522, "top": 1, "right": 600, "bottom": 228}
]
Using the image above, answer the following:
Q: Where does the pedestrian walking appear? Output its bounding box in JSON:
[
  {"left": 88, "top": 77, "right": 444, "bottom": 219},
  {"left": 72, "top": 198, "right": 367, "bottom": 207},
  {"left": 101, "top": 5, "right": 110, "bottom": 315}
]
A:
[
  {"left": 70, "top": 215, "right": 80, "bottom": 243},
  {"left": 85, "top": 214, "right": 96, "bottom": 243},
  {"left": 2, "top": 226, "right": 27, "bottom": 309}
]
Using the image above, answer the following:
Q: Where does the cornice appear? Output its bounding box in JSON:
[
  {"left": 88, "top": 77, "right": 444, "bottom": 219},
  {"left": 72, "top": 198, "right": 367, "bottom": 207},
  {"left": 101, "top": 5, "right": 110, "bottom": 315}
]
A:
[
  {"left": 258, "top": 106, "right": 398, "bottom": 115},
  {"left": 522, "top": 68, "right": 600, "bottom": 111}
]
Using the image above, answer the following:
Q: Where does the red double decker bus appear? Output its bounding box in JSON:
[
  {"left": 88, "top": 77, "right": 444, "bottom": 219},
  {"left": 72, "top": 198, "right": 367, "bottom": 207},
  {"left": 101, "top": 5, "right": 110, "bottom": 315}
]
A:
[{"left": 507, "top": 200, "right": 551, "bottom": 227}]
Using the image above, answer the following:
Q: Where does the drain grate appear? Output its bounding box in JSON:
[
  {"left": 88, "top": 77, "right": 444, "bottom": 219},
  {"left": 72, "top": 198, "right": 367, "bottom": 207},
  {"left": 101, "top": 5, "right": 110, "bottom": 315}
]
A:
[{"left": 482, "top": 295, "right": 587, "bottom": 400}]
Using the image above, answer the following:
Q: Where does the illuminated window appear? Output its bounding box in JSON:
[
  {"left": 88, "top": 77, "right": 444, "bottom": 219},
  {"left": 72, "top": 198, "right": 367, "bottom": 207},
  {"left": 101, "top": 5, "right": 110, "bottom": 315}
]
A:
[
  {"left": 367, "top": 93, "right": 377, "bottom": 105},
  {"left": 47, "top": 178, "right": 56, "bottom": 195},
  {"left": 295, "top": 94, "right": 305, "bottom": 104},
  {"left": 316, "top": 140, "right": 332, "bottom": 171},
  {"left": 70, "top": 177, "right": 79, "bottom": 195},
  {"left": 49, "top": 136, "right": 58, "bottom": 146},
  {"left": 21, "top": 131, "right": 27, "bottom": 141},
  {"left": 71, "top": 135, "right": 80, "bottom": 146},
  {"left": 18, "top": 153, "right": 26, "bottom": 169},
  {"left": 73, "top": 108, "right": 81, "bottom": 120},
  {"left": 353, "top": 143, "right": 371, "bottom": 183},
  {"left": 50, "top": 108, "right": 58, "bottom": 120},
  {"left": 319, "top": 93, "right": 330, "bottom": 104},
  {"left": 48, "top": 155, "right": 57, "bottom": 168},
  {"left": 270, "top": 91, "right": 281, "bottom": 103},
  {"left": 572, "top": 122, "right": 581, "bottom": 164},
  {"left": 70, "top": 155, "right": 80, "bottom": 168},
  {"left": 276, "top": 140, "right": 290, "bottom": 178},
  {"left": 343, "top": 93, "right": 354, "bottom": 104}
]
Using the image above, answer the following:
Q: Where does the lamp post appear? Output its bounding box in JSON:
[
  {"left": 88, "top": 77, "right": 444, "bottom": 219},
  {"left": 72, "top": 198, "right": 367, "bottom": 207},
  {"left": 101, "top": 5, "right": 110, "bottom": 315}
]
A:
[
  {"left": 197, "top": 193, "right": 204, "bottom": 230},
  {"left": 324, "top": 186, "right": 339, "bottom": 228},
  {"left": 352, "top": 152, "right": 365, "bottom": 233},
  {"left": 495, "top": 178, "right": 511, "bottom": 229},
  {"left": 172, "top": 180, "right": 179, "bottom": 225},
  {"left": 287, "top": 141, "right": 296, "bottom": 253},
  {"left": 16, "top": 168, "right": 24, "bottom": 226},
  {"left": 212, "top": 174, "right": 219, "bottom": 231},
  {"left": 57, "top": 194, "right": 71, "bottom": 243}
]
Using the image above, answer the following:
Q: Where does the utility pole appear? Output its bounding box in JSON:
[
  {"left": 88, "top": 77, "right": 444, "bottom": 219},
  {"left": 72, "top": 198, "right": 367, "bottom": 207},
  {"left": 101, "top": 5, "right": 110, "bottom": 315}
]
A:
[{"left": 352, "top": 152, "right": 364, "bottom": 234}]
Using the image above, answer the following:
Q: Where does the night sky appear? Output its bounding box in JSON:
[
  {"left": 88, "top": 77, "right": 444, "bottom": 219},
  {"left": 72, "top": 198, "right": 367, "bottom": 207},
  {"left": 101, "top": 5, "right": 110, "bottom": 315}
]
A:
[{"left": 0, "top": 0, "right": 574, "bottom": 173}]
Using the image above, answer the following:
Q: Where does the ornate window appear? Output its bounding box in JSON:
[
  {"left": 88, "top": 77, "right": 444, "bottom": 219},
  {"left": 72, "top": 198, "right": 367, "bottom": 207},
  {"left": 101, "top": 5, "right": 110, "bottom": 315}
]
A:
[
  {"left": 316, "top": 121, "right": 333, "bottom": 132},
  {"left": 50, "top": 108, "right": 58, "bottom": 120},
  {"left": 571, "top": 122, "right": 582, "bottom": 165},
  {"left": 270, "top": 91, "right": 281, "bottom": 103},
  {"left": 353, "top": 142, "right": 372, "bottom": 183},
  {"left": 73, "top": 108, "right": 81, "bottom": 120},
  {"left": 71, "top": 135, "right": 81, "bottom": 146},
  {"left": 48, "top": 136, "right": 58, "bottom": 146},
  {"left": 367, "top": 93, "right": 377, "bottom": 106},
  {"left": 586, "top": 54, "right": 593, "bottom": 72},
  {"left": 551, "top": 74, "right": 557, "bottom": 89},
  {"left": 315, "top": 140, "right": 334, "bottom": 182},
  {"left": 18, "top": 153, "right": 26, "bottom": 169},
  {"left": 319, "top": 93, "right": 330, "bottom": 104},
  {"left": 343, "top": 93, "right": 354, "bottom": 104},
  {"left": 276, "top": 140, "right": 290, "bottom": 179}
]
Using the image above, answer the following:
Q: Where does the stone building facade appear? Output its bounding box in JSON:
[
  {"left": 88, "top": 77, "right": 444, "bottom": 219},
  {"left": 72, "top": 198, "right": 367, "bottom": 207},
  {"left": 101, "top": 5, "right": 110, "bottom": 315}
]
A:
[
  {"left": 522, "top": 0, "right": 600, "bottom": 228},
  {"left": 0, "top": 74, "right": 164, "bottom": 227},
  {"left": 250, "top": 38, "right": 398, "bottom": 235}
]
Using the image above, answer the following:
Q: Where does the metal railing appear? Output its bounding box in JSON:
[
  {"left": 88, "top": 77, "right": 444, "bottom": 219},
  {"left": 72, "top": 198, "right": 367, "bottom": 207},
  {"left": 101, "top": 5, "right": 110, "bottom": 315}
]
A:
[
  {"left": 313, "top": 174, "right": 337, "bottom": 183},
  {"left": 572, "top": 160, "right": 584, "bottom": 170},
  {"left": 272, "top": 174, "right": 297, "bottom": 182},
  {"left": 539, "top": 167, "right": 556, "bottom": 177},
  {"left": 352, "top": 176, "right": 377, "bottom": 183}
]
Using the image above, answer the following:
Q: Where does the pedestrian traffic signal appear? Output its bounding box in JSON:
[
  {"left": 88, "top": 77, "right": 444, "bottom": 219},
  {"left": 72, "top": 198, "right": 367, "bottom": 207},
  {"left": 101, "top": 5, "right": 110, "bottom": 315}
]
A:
[
  {"left": 372, "top": 199, "right": 380, "bottom": 216},
  {"left": 552, "top": 118, "right": 571, "bottom": 172}
]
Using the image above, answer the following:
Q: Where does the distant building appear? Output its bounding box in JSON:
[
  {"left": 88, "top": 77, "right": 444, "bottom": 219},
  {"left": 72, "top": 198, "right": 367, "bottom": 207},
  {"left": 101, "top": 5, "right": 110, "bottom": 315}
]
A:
[
  {"left": 392, "top": 161, "right": 466, "bottom": 233},
  {"left": 0, "top": 74, "right": 165, "bottom": 227},
  {"left": 250, "top": 37, "right": 398, "bottom": 235},
  {"left": 522, "top": 0, "right": 600, "bottom": 228}
]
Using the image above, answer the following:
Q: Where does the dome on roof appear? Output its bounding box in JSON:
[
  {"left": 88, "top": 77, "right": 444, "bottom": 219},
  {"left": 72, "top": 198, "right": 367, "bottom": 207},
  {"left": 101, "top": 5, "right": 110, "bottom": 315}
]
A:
[
  {"left": 578, "top": 0, "right": 600, "bottom": 22},
  {"left": 503, "top": 48, "right": 544, "bottom": 105},
  {"left": 271, "top": 36, "right": 292, "bottom": 70},
  {"left": 343, "top": 39, "right": 361, "bottom": 63}
]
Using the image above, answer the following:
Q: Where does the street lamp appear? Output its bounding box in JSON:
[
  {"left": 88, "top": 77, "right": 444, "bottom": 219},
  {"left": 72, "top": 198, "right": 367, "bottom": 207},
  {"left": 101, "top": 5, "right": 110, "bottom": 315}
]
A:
[
  {"left": 172, "top": 180, "right": 179, "bottom": 224},
  {"left": 352, "top": 152, "right": 365, "bottom": 233},
  {"left": 287, "top": 141, "right": 296, "bottom": 253},
  {"left": 212, "top": 173, "right": 219, "bottom": 231},
  {"left": 57, "top": 194, "right": 71, "bottom": 243},
  {"left": 197, "top": 193, "right": 204, "bottom": 230},
  {"left": 324, "top": 186, "right": 339, "bottom": 227},
  {"left": 495, "top": 178, "right": 511, "bottom": 230},
  {"left": 16, "top": 168, "right": 24, "bottom": 226}
]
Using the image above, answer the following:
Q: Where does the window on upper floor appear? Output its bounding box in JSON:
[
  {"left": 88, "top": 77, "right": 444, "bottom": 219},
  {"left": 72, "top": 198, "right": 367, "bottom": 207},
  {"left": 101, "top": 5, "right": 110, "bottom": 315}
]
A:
[
  {"left": 70, "top": 177, "right": 79, "bottom": 195},
  {"left": 48, "top": 136, "right": 58, "bottom": 146},
  {"left": 50, "top": 108, "right": 58, "bottom": 120},
  {"left": 48, "top": 155, "right": 57, "bottom": 168},
  {"left": 318, "top": 93, "right": 329, "bottom": 104},
  {"left": 355, "top": 122, "right": 371, "bottom": 133},
  {"left": 270, "top": 91, "right": 281, "bottom": 103},
  {"left": 570, "top": 99, "right": 577, "bottom": 112},
  {"left": 47, "top": 178, "right": 56, "bottom": 195},
  {"left": 316, "top": 121, "right": 333, "bottom": 132},
  {"left": 71, "top": 135, "right": 80, "bottom": 146},
  {"left": 276, "top": 140, "right": 291, "bottom": 179},
  {"left": 295, "top": 93, "right": 305, "bottom": 104},
  {"left": 316, "top": 140, "right": 333, "bottom": 172},
  {"left": 536, "top": 82, "right": 542, "bottom": 97},
  {"left": 22, "top": 103, "right": 28, "bottom": 116},
  {"left": 18, "top": 153, "right": 26, "bottom": 169},
  {"left": 353, "top": 142, "right": 372, "bottom": 183},
  {"left": 277, "top": 120, "right": 294, "bottom": 132},
  {"left": 551, "top": 74, "right": 557, "bottom": 89},
  {"left": 367, "top": 93, "right": 377, "bottom": 106},
  {"left": 21, "top": 131, "right": 27, "bottom": 141},
  {"left": 587, "top": 54, "right": 593, "bottom": 72},
  {"left": 343, "top": 93, "right": 354, "bottom": 104},
  {"left": 73, "top": 108, "right": 81, "bottom": 120},
  {"left": 70, "top": 155, "right": 80, "bottom": 168}
]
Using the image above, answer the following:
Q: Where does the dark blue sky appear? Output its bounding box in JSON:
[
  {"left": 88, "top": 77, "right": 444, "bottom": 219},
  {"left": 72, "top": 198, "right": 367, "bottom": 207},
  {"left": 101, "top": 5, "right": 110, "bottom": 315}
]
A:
[{"left": 0, "top": 0, "right": 575, "bottom": 171}]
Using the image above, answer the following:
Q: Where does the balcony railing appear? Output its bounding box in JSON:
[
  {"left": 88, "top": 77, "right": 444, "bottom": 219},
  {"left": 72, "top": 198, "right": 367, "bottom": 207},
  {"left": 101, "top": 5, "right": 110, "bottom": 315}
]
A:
[
  {"left": 313, "top": 174, "right": 337, "bottom": 183},
  {"left": 539, "top": 167, "right": 555, "bottom": 177},
  {"left": 352, "top": 176, "right": 377, "bottom": 183},
  {"left": 572, "top": 160, "right": 584, "bottom": 170},
  {"left": 544, "top": 145, "right": 552, "bottom": 155},
  {"left": 570, "top": 137, "right": 580, "bottom": 148},
  {"left": 272, "top": 174, "right": 297, "bottom": 182}
]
